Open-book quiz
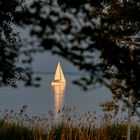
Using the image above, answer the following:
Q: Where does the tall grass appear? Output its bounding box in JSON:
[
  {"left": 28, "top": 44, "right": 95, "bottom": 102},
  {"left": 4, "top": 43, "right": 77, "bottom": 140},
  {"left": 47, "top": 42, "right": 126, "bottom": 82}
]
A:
[
  {"left": 0, "top": 120, "right": 33, "bottom": 140},
  {"left": 0, "top": 106, "right": 140, "bottom": 140}
]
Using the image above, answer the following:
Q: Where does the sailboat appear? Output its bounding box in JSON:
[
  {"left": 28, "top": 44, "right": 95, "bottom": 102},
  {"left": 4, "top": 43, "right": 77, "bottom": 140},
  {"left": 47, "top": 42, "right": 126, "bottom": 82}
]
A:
[{"left": 51, "top": 62, "right": 66, "bottom": 86}]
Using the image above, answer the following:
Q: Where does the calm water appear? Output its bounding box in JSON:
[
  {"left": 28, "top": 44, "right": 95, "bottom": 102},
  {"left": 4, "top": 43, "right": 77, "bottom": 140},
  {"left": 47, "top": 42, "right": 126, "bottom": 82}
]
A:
[{"left": 0, "top": 75, "right": 112, "bottom": 117}]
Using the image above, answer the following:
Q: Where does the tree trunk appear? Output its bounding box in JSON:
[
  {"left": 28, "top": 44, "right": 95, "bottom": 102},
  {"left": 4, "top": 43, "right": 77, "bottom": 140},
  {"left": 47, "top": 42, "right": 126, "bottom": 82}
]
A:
[{"left": 127, "top": 89, "right": 133, "bottom": 140}]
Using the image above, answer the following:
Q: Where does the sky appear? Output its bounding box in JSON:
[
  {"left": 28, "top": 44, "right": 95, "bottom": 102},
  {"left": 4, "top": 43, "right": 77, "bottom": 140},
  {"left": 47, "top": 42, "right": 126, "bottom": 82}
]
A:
[
  {"left": 16, "top": 25, "right": 83, "bottom": 76},
  {"left": 32, "top": 51, "right": 81, "bottom": 74}
]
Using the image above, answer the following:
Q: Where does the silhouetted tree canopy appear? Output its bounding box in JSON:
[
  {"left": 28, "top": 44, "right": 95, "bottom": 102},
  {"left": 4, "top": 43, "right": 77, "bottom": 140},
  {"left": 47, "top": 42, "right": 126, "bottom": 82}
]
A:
[
  {"left": 1, "top": 0, "right": 140, "bottom": 112},
  {"left": 0, "top": 0, "right": 24, "bottom": 86},
  {"left": 0, "top": 0, "right": 41, "bottom": 87}
]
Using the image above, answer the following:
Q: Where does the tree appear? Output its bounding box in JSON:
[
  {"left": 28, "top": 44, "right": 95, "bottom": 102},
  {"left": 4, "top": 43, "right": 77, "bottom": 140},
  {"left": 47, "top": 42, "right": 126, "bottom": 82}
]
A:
[
  {"left": 1, "top": 0, "right": 140, "bottom": 139},
  {"left": 14, "top": 1, "right": 140, "bottom": 139},
  {"left": 0, "top": 0, "right": 24, "bottom": 86},
  {"left": 14, "top": 0, "right": 140, "bottom": 106},
  {"left": 1, "top": 0, "right": 140, "bottom": 112},
  {"left": 0, "top": 0, "right": 41, "bottom": 87}
]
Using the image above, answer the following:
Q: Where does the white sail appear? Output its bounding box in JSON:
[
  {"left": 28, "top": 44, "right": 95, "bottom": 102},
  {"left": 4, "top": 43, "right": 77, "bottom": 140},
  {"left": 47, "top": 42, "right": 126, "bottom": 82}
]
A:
[
  {"left": 59, "top": 63, "right": 66, "bottom": 83},
  {"left": 54, "top": 62, "right": 61, "bottom": 81},
  {"left": 51, "top": 62, "right": 66, "bottom": 85}
]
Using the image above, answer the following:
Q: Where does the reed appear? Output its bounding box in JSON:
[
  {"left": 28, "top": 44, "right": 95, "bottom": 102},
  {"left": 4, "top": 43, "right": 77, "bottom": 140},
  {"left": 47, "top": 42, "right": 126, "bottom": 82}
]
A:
[
  {"left": 0, "top": 106, "right": 140, "bottom": 140},
  {"left": 0, "top": 120, "right": 34, "bottom": 140}
]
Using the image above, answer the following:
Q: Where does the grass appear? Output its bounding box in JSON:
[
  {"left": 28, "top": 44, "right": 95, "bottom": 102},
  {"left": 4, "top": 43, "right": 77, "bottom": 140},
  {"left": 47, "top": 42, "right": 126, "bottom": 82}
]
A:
[
  {"left": 0, "top": 106, "right": 140, "bottom": 140},
  {"left": 0, "top": 120, "right": 33, "bottom": 140}
]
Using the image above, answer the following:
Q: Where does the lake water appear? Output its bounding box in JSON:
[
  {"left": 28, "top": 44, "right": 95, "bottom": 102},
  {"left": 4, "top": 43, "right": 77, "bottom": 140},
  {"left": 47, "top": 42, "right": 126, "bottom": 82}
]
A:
[
  {"left": 0, "top": 75, "right": 112, "bottom": 118},
  {"left": 1, "top": 73, "right": 140, "bottom": 125}
]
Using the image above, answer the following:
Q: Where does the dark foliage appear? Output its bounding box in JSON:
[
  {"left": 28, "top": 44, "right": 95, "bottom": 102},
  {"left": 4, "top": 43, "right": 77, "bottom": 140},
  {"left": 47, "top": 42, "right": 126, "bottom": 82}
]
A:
[{"left": 1, "top": 0, "right": 140, "bottom": 112}]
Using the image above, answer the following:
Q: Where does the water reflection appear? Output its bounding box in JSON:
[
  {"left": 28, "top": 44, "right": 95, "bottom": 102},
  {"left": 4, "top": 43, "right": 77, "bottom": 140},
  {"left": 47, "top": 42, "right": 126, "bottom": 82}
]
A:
[{"left": 52, "top": 85, "right": 66, "bottom": 121}]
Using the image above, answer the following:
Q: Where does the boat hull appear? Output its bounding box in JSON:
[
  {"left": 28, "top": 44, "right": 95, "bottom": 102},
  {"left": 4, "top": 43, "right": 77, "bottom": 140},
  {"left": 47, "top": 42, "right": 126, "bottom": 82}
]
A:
[{"left": 51, "top": 81, "right": 66, "bottom": 86}]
